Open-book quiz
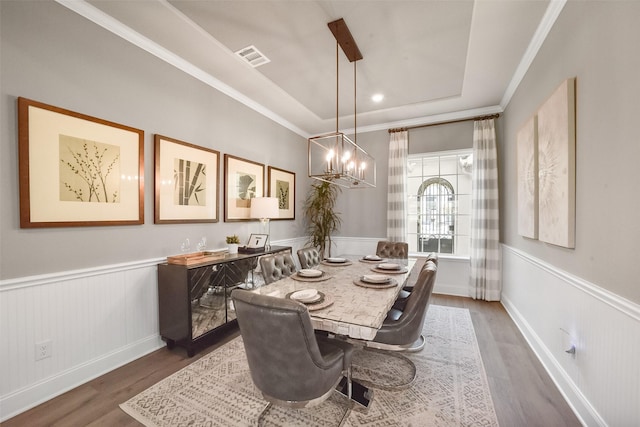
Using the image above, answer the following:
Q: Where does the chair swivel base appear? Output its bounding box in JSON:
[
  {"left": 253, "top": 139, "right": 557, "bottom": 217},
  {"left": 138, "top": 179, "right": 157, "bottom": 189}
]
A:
[
  {"left": 364, "top": 334, "right": 426, "bottom": 353},
  {"left": 336, "top": 376, "right": 373, "bottom": 412},
  {"left": 258, "top": 384, "right": 354, "bottom": 426}
]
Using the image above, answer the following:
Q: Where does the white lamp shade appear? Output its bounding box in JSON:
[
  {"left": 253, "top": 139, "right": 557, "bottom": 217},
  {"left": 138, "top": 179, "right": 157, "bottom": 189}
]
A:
[{"left": 250, "top": 197, "right": 279, "bottom": 219}]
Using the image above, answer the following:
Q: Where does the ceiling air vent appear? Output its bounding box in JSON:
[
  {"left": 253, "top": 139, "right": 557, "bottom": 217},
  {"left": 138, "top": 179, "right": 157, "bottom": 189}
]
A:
[{"left": 235, "top": 45, "right": 270, "bottom": 68}]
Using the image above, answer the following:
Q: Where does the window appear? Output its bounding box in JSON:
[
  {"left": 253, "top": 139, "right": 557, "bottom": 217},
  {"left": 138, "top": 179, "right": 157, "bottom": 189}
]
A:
[{"left": 407, "top": 149, "right": 472, "bottom": 256}]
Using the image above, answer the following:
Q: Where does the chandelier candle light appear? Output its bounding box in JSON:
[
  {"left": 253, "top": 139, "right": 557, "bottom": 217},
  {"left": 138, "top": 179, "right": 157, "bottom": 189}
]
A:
[
  {"left": 250, "top": 197, "right": 279, "bottom": 250},
  {"left": 308, "top": 18, "right": 376, "bottom": 188}
]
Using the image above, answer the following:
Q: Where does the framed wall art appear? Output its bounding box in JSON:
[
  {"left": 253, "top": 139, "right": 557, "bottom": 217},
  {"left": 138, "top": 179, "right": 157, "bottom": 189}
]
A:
[
  {"left": 247, "top": 233, "right": 268, "bottom": 249},
  {"left": 154, "top": 134, "right": 220, "bottom": 224},
  {"left": 516, "top": 115, "right": 538, "bottom": 239},
  {"left": 268, "top": 166, "right": 295, "bottom": 220},
  {"left": 537, "top": 77, "right": 576, "bottom": 248},
  {"left": 17, "top": 97, "right": 144, "bottom": 228},
  {"left": 224, "top": 154, "right": 264, "bottom": 221}
]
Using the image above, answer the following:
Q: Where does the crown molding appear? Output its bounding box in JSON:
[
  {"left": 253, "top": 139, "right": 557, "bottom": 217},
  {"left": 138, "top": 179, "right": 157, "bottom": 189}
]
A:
[
  {"left": 54, "top": 0, "right": 309, "bottom": 137},
  {"left": 500, "top": 0, "right": 568, "bottom": 109},
  {"left": 55, "top": 0, "right": 562, "bottom": 139}
]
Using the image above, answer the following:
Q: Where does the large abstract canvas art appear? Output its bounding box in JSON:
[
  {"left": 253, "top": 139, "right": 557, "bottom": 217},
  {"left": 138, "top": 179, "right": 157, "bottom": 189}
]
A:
[
  {"left": 536, "top": 78, "right": 576, "bottom": 248},
  {"left": 516, "top": 115, "right": 538, "bottom": 239}
]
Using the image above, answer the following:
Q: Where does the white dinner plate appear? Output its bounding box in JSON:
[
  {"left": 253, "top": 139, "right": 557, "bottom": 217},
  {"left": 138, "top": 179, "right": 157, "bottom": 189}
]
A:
[
  {"left": 326, "top": 257, "right": 347, "bottom": 263},
  {"left": 364, "top": 255, "right": 382, "bottom": 261},
  {"left": 361, "top": 274, "right": 391, "bottom": 284},
  {"left": 290, "top": 289, "right": 319, "bottom": 303},
  {"left": 377, "top": 262, "right": 401, "bottom": 270},
  {"left": 298, "top": 269, "right": 323, "bottom": 278}
]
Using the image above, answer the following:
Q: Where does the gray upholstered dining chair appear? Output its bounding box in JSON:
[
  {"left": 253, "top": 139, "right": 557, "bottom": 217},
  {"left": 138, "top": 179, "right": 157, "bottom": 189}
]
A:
[
  {"left": 297, "top": 247, "right": 321, "bottom": 269},
  {"left": 231, "top": 289, "right": 354, "bottom": 424},
  {"left": 366, "top": 260, "right": 437, "bottom": 352},
  {"left": 259, "top": 252, "right": 297, "bottom": 285},
  {"left": 393, "top": 253, "right": 439, "bottom": 311},
  {"left": 376, "top": 240, "right": 409, "bottom": 259}
]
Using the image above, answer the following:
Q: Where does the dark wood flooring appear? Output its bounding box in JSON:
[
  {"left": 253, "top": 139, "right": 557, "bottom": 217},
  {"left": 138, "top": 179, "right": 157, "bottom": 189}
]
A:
[{"left": 3, "top": 294, "right": 581, "bottom": 426}]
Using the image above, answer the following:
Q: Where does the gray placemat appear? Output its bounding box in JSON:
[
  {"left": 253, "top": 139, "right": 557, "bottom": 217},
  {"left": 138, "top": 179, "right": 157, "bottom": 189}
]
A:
[
  {"left": 370, "top": 267, "right": 409, "bottom": 274},
  {"left": 320, "top": 260, "right": 353, "bottom": 267},
  {"left": 353, "top": 278, "right": 398, "bottom": 289},
  {"left": 291, "top": 272, "right": 332, "bottom": 282}
]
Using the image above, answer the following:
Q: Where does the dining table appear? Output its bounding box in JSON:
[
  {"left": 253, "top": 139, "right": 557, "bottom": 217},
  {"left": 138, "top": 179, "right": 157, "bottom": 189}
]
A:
[{"left": 251, "top": 254, "right": 417, "bottom": 340}]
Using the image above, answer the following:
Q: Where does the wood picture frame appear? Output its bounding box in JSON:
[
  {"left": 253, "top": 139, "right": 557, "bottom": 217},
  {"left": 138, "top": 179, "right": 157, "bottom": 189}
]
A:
[
  {"left": 224, "top": 154, "right": 264, "bottom": 221},
  {"left": 268, "top": 166, "right": 295, "bottom": 220},
  {"left": 154, "top": 134, "right": 220, "bottom": 224},
  {"left": 17, "top": 97, "right": 144, "bottom": 228}
]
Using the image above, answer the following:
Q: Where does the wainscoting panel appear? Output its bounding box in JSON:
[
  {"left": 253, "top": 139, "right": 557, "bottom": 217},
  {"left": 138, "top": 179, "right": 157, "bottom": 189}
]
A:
[
  {"left": 501, "top": 245, "right": 640, "bottom": 426},
  {"left": 0, "top": 238, "right": 308, "bottom": 421},
  {"left": 0, "top": 260, "right": 165, "bottom": 422}
]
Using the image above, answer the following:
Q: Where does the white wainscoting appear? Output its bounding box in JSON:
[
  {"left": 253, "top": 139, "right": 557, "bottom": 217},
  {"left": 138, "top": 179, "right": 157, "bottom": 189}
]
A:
[
  {"left": 0, "top": 259, "right": 165, "bottom": 422},
  {"left": 501, "top": 244, "right": 640, "bottom": 427},
  {"left": 0, "top": 237, "right": 307, "bottom": 422}
]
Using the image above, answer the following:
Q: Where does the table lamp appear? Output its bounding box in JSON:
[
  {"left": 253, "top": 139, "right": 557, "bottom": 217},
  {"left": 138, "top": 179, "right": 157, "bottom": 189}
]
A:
[{"left": 250, "top": 197, "right": 279, "bottom": 250}]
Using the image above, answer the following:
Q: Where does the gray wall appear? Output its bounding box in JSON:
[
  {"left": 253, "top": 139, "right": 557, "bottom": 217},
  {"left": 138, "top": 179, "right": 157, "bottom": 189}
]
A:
[
  {"left": 409, "top": 120, "right": 473, "bottom": 154},
  {"left": 335, "top": 129, "right": 388, "bottom": 238},
  {"left": 337, "top": 121, "right": 474, "bottom": 239},
  {"left": 0, "top": 1, "right": 307, "bottom": 279},
  {"left": 500, "top": 1, "right": 640, "bottom": 304}
]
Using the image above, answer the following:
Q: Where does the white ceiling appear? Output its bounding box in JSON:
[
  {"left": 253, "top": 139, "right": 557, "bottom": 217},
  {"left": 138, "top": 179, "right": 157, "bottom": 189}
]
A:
[{"left": 60, "top": 0, "right": 564, "bottom": 137}]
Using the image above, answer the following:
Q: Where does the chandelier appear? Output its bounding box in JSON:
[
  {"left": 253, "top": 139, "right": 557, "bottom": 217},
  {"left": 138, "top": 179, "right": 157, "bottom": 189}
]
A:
[{"left": 307, "top": 18, "right": 376, "bottom": 188}]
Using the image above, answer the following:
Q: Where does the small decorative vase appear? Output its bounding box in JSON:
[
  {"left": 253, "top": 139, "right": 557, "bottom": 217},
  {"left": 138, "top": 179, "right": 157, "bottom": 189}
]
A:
[{"left": 228, "top": 243, "right": 238, "bottom": 255}]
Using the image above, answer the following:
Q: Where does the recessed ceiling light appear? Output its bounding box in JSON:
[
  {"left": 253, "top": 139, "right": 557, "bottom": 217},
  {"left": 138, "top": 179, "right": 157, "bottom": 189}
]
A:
[{"left": 371, "top": 93, "right": 384, "bottom": 103}]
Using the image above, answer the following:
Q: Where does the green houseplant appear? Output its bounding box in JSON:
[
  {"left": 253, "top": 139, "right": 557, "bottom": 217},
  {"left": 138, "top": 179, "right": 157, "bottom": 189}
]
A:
[
  {"left": 303, "top": 180, "right": 341, "bottom": 258},
  {"left": 226, "top": 235, "right": 240, "bottom": 254}
]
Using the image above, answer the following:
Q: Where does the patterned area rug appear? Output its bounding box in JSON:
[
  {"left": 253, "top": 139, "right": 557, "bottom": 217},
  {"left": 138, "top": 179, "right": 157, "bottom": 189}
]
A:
[{"left": 120, "top": 305, "right": 498, "bottom": 426}]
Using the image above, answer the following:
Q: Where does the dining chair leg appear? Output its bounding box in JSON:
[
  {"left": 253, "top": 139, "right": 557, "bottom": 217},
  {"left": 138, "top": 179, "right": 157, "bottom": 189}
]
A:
[
  {"left": 338, "top": 402, "right": 352, "bottom": 427},
  {"left": 256, "top": 402, "right": 272, "bottom": 427}
]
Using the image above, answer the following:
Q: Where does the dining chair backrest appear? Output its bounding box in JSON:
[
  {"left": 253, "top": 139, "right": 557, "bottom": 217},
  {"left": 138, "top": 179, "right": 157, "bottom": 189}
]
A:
[
  {"left": 425, "top": 252, "right": 438, "bottom": 266},
  {"left": 401, "top": 260, "right": 436, "bottom": 322},
  {"left": 231, "top": 289, "right": 350, "bottom": 404},
  {"left": 259, "top": 252, "right": 297, "bottom": 285},
  {"left": 372, "top": 260, "right": 437, "bottom": 347},
  {"left": 297, "top": 247, "right": 321, "bottom": 269},
  {"left": 376, "top": 240, "right": 409, "bottom": 259}
]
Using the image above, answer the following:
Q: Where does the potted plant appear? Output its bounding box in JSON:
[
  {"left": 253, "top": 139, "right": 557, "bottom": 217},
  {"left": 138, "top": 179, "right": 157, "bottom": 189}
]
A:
[
  {"left": 302, "top": 179, "right": 341, "bottom": 258},
  {"left": 226, "top": 235, "right": 240, "bottom": 254}
]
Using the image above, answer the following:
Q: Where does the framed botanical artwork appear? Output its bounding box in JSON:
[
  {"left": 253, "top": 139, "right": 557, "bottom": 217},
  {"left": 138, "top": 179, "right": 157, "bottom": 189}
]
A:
[
  {"left": 154, "top": 134, "right": 220, "bottom": 224},
  {"left": 224, "top": 154, "right": 264, "bottom": 221},
  {"left": 17, "top": 97, "right": 144, "bottom": 228},
  {"left": 268, "top": 166, "right": 295, "bottom": 220}
]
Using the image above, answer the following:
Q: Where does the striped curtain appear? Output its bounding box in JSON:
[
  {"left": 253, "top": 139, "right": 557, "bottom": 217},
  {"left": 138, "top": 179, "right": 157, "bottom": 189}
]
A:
[
  {"left": 469, "top": 119, "right": 501, "bottom": 301},
  {"left": 387, "top": 130, "right": 408, "bottom": 242}
]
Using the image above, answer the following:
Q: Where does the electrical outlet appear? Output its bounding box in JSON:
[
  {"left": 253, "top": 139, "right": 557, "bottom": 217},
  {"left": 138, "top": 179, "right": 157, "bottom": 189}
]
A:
[
  {"left": 559, "top": 328, "right": 576, "bottom": 359},
  {"left": 35, "top": 340, "right": 52, "bottom": 361}
]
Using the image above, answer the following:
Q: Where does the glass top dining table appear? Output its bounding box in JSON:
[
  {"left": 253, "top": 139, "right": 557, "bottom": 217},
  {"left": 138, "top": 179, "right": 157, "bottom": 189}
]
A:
[{"left": 251, "top": 255, "right": 416, "bottom": 340}]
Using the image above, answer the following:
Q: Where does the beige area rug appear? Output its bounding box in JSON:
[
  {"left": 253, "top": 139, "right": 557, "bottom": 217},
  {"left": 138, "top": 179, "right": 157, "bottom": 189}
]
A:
[{"left": 120, "top": 305, "right": 498, "bottom": 426}]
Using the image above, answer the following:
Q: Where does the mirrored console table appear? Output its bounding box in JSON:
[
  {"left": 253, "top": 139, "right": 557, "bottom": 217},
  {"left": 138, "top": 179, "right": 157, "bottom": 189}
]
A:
[{"left": 157, "top": 245, "right": 291, "bottom": 356}]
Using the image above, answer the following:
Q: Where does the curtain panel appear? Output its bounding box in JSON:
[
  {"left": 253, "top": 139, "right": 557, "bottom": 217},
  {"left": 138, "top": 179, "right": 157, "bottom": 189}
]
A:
[
  {"left": 387, "top": 131, "right": 408, "bottom": 242},
  {"left": 469, "top": 119, "right": 501, "bottom": 301}
]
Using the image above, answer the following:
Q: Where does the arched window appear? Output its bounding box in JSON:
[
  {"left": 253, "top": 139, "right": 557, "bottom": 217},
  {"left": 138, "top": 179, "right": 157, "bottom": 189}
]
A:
[{"left": 417, "top": 177, "right": 454, "bottom": 253}]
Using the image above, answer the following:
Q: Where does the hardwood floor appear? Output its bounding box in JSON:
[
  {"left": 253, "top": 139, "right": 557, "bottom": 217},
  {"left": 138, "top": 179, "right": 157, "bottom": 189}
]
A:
[
  {"left": 431, "top": 294, "right": 581, "bottom": 427},
  {"left": 3, "top": 295, "right": 581, "bottom": 426}
]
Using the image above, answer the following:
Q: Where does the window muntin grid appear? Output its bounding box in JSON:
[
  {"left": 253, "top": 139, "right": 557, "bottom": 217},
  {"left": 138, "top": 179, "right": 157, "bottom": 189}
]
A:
[{"left": 407, "top": 150, "right": 472, "bottom": 256}]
